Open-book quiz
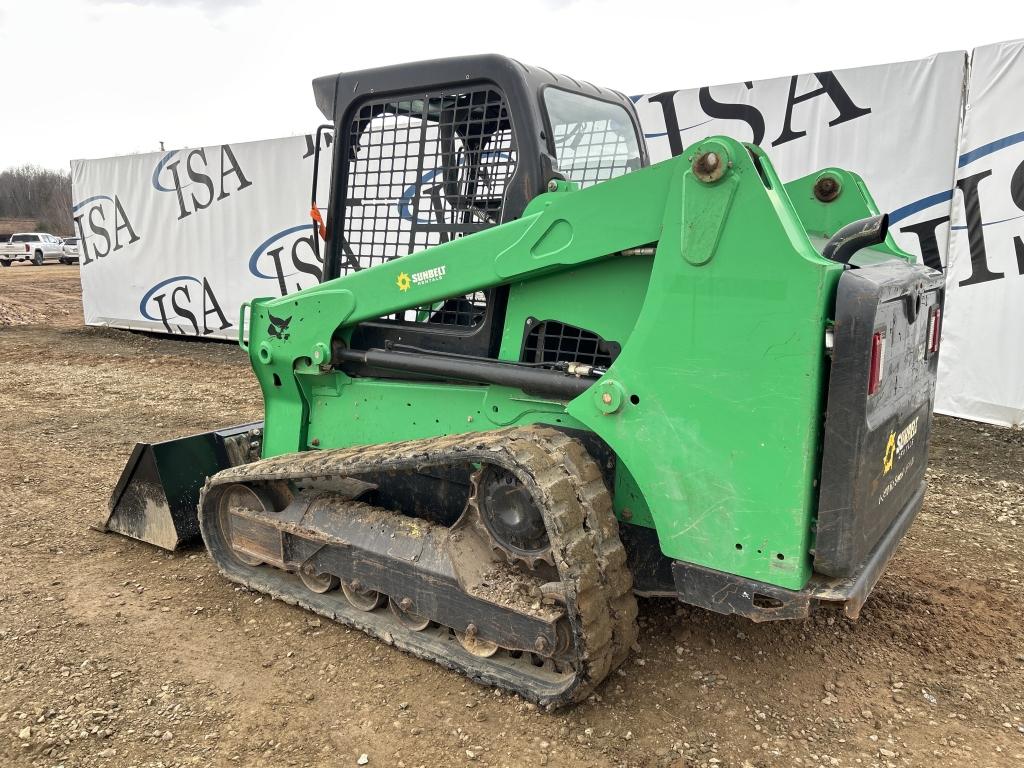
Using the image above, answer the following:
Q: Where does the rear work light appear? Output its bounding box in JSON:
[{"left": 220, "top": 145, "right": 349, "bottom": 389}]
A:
[
  {"left": 868, "top": 330, "right": 885, "bottom": 395},
  {"left": 926, "top": 306, "right": 942, "bottom": 356}
]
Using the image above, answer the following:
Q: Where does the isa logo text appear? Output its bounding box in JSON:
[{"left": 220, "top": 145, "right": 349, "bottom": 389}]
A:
[{"left": 140, "top": 275, "right": 232, "bottom": 336}]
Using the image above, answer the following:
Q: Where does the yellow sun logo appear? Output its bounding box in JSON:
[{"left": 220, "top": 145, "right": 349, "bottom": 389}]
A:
[
  {"left": 396, "top": 272, "right": 411, "bottom": 292},
  {"left": 883, "top": 432, "right": 896, "bottom": 474}
]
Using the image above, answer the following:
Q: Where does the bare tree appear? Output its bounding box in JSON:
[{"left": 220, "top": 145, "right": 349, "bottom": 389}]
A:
[{"left": 0, "top": 165, "right": 72, "bottom": 235}]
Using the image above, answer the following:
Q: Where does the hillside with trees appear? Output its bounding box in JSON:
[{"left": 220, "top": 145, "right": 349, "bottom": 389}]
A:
[{"left": 0, "top": 166, "right": 72, "bottom": 236}]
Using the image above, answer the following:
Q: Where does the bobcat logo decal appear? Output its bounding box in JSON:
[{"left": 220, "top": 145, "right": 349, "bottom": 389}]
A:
[{"left": 267, "top": 312, "right": 292, "bottom": 341}]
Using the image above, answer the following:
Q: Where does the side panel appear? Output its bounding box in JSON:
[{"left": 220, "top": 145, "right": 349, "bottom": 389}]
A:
[
  {"left": 303, "top": 379, "right": 583, "bottom": 448},
  {"left": 498, "top": 254, "right": 652, "bottom": 364},
  {"left": 566, "top": 140, "right": 844, "bottom": 590}
]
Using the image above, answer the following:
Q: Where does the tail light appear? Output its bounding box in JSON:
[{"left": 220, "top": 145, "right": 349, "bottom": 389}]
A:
[
  {"left": 926, "top": 306, "right": 941, "bottom": 356},
  {"left": 24, "top": 244, "right": 29, "bottom": 253},
  {"left": 868, "top": 330, "right": 885, "bottom": 395}
]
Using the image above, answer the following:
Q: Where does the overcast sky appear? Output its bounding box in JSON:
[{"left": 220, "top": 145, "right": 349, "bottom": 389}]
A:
[{"left": 0, "top": 0, "right": 1017, "bottom": 171}]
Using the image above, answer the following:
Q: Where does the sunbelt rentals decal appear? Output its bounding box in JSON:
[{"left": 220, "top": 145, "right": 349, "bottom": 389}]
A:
[
  {"left": 397, "top": 265, "right": 447, "bottom": 292},
  {"left": 883, "top": 416, "right": 920, "bottom": 475}
]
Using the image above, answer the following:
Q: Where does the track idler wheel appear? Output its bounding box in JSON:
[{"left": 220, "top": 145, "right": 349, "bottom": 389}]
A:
[{"left": 217, "top": 484, "right": 272, "bottom": 567}]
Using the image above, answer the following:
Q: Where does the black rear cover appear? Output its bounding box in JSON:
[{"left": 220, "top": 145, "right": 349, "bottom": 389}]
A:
[{"left": 815, "top": 257, "right": 944, "bottom": 577}]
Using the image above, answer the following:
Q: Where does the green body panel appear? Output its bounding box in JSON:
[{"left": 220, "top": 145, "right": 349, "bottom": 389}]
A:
[
  {"left": 783, "top": 167, "right": 911, "bottom": 260},
  {"left": 242, "top": 137, "right": 893, "bottom": 591},
  {"left": 304, "top": 378, "right": 585, "bottom": 447},
  {"left": 498, "top": 254, "right": 653, "bottom": 363}
]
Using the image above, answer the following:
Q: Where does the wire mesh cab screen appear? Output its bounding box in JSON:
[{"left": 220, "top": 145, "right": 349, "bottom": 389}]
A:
[
  {"left": 341, "top": 86, "right": 517, "bottom": 327},
  {"left": 543, "top": 88, "right": 642, "bottom": 188}
]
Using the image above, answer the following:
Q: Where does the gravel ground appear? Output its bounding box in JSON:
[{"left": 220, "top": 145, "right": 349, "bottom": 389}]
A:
[{"left": 0, "top": 264, "right": 1022, "bottom": 767}]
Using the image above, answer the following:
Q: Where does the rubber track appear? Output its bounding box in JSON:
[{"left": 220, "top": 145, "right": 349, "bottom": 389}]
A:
[{"left": 198, "top": 426, "right": 638, "bottom": 707}]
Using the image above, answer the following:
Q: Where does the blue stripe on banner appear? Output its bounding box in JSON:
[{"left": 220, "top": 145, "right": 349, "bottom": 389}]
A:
[
  {"left": 644, "top": 118, "right": 714, "bottom": 139},
  {"left": 887, "top": 129, "right": 1024, "bottom": 226},
  {"left": 887, "top": 189, "right": 955, "bottom": 225},
  {"left": 951, "top": 213, "right": 1024, "bottom": 230},
  {"left": 958, "top": 130, "right": 1024, "bottom": 167},
  {"left": 152, "top": 150, "right": 180, "bottom": 192},
  {"left": 71, "top": 194, "right": 112, "bottom": 213}
]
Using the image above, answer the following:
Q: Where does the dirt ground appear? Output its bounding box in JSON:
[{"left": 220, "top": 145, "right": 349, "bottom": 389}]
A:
[{"left": 0, "top": 264, "right": 1022, "bottom": 768}]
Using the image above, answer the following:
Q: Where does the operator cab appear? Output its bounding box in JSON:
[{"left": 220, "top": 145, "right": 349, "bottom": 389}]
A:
[{"left": 310, "top": 54, "right": 647, "bottom": 358}]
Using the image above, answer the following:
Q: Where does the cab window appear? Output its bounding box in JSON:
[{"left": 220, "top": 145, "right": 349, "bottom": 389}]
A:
[{"left": 543, "top": 89, "right": 642, "bottom": 188}]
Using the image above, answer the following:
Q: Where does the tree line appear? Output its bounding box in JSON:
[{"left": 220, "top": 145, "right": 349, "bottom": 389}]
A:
[{"left": 0, "top": 166, "right": 73, "bottom": 235}]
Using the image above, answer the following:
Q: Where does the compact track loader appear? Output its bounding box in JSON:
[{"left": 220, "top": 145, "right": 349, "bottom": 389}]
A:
[{"left": 106, "top": 55, "right": 944, "bottom": 707}]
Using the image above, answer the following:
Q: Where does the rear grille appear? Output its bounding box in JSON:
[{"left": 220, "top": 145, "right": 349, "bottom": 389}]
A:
[
  {"left": 521, "top": 320, "right": 620, "bottom": 368},
  {"left": 341, "top": 86, "right": 517, "bottom": 327}
]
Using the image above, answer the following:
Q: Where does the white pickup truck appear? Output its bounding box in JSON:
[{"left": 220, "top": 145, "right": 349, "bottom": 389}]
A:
[{"left": 0, "top": 233, "right": 66, "bottom": 266}]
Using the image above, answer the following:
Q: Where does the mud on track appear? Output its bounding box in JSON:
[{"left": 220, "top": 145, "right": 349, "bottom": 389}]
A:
[{"left": 1, "top": 265, "right": 1022, "bottom": 767}]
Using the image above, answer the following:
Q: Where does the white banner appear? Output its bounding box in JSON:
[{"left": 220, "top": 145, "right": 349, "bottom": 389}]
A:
[
  {"left": 935, "top": 40, "right": 1024, "bottom": 426},
  {"left": 71, "top": 133, "right": 331, "bottom": 338},
  {"left": 72, "top": 46, "right": 1024, "bottom": 426}
]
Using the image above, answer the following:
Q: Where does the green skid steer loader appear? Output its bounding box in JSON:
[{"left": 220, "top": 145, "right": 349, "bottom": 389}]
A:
[{"left": 105, "top": 55, "right": 944, "bottom": 707}]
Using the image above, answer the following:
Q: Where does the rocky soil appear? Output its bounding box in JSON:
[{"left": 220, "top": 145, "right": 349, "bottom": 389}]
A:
[{"left": 0, "top": 265, "right": 1022, "bottom": 767}]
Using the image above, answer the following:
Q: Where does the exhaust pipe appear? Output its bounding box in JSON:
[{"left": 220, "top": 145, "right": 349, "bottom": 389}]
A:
[{"left": 822, "top": 214, "right": 889, "bottom": 265}]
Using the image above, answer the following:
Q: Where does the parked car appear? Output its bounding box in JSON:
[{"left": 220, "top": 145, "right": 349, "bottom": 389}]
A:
[
  {"left": 0, "top": 233, "right": 65, "bottom": 266},
  {"left": 61, "top": 236, "right": 81, "bottom": 264}
]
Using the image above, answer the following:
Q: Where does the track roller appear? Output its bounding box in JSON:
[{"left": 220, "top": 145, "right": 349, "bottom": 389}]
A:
[{"left": 341, "top": 581, "right": 385, "bottom": 611}]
